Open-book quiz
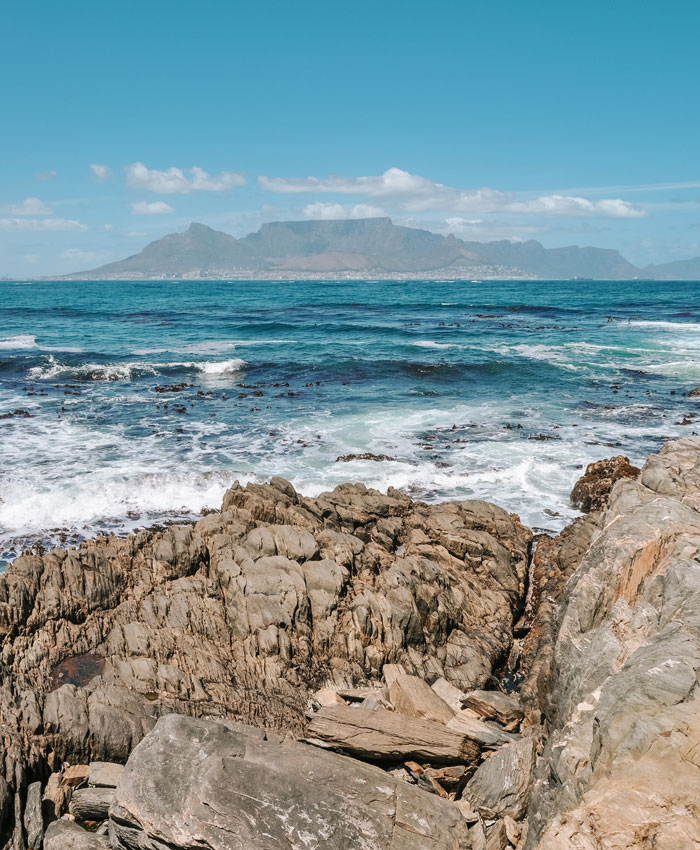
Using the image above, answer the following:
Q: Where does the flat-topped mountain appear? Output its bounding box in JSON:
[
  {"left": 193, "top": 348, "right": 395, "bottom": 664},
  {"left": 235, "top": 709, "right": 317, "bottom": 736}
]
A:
[{"left": 64, "top": 217, "right": 700, "bottom": 280}]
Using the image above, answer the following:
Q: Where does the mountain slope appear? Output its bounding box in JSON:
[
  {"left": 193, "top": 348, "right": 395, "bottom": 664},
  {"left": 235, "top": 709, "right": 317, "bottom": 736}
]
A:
[
  {"left": 65, "top": 217, "right": 700, "bottom": 280},
  {"left": 462, "top": 238, "right": 641, "bottom": 280}
]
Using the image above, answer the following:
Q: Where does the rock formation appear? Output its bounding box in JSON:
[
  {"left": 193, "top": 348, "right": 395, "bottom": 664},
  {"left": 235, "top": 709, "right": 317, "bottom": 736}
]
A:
[
  {"left": 0, "top": 478, "right": 530, "bottom": 848},
  {"left": 2, "top": 439, "right": 700, "bottom": 848}
]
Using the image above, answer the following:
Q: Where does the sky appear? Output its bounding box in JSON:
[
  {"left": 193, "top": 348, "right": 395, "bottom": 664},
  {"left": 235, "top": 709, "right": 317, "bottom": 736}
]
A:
[{"left": 1, "top": 0, "right": 699, "bottom": 276}]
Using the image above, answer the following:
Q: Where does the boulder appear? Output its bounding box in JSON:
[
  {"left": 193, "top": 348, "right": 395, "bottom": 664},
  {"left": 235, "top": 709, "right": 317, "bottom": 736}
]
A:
[
  {"left": 43, "top": 818, "right": 110, "bottom": 849},
  {"left": 110, "top": 713, "right": 473, "bottom": 849},
  {"left": 570, "top": 455, "right": 640, "bottom": 512},
  {"left": 462, "top": 737, "right": 536, "bottom": 819}
]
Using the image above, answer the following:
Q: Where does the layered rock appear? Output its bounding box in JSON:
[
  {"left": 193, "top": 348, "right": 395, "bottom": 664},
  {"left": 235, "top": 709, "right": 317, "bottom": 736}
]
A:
[
  {"left": 527, "top": 437, "right": 700, "bottom": 847},
  {"left": 0, "top": 479, "right": 531, "bottom": 847}
]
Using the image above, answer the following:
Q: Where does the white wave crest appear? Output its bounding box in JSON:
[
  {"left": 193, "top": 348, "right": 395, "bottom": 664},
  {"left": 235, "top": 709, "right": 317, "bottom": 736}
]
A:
[{"left": 0, "top": 334, "right": 37, "bottom": 349}]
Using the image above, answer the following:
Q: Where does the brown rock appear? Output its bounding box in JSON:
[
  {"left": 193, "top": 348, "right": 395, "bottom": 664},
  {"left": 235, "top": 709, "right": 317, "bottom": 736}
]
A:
[
  {"left": 62, "top": 765, "right": 89, "bottom": 788},
  {"left": 389, "top": 673, "right": 456, "bottom": 724},
  {"left": 570, "top": 455, "right": 640, "bottom": 513},
  {"left": 461, "top": 690, "right": 523, "bottom": 727},
  {"left": 0, "top": 478, "right": 531, "bottom": 845}
]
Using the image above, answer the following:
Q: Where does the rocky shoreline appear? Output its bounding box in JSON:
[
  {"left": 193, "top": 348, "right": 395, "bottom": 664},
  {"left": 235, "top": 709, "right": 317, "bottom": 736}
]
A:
[{"left": 1, "top": 439, "right": 699, "bottom": 848}]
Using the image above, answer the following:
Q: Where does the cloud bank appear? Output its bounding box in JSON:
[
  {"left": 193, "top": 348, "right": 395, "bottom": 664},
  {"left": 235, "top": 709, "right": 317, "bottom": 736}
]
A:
[
  {"left": 125, "top": 162, "right": 246, "bottom": 194},
  {"left": 260, "top": 167, "right": 646, "bottom": 218}
]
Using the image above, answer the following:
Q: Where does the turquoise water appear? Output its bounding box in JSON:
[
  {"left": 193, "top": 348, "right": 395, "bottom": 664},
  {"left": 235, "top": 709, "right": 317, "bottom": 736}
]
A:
[{"left": 1, "top": 279, "right": 699, "bottom": 567}]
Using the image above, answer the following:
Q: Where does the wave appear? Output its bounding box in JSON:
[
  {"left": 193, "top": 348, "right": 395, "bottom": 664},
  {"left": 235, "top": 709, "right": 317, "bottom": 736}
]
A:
[
  {"left": 26, "top": 355, "right": 247, "bottom": 381},
  {"left": 624, "top": 320, "right": 700, "bottom": 332},
  {"left": 0, "top": 335, "right": 38, "bottom": 349},
  {"left": 411, "top": 341, "right": 456, "bottom": 349}
]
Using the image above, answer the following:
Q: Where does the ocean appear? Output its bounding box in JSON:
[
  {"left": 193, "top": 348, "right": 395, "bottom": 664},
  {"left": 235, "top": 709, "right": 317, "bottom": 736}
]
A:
[{"left": 0, "top": 278, "right": 698, "bottom": 568}]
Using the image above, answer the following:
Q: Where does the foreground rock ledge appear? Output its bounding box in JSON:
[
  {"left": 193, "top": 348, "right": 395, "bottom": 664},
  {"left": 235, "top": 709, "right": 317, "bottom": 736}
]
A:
[
  {"left": 109, "top": 713, "right": 472, "bottom": 849},
  {"left": 3, "top": 437, "right": 700, "bottom": 849},
  {"left": 0, "top": 478, "right": 531, "bottom": 847}
]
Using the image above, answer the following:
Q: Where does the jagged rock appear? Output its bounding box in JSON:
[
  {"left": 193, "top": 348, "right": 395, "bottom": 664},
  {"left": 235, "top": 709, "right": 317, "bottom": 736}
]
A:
[
  {"left": 388, "top": 673, "right": 455, "bottom": 724},
  {"left": 68, "top": 787, "right": 114, "bottom": 821},
  {"left": 0, "top": 480, "right": 531, "bottom": 846},
  {"left": 87, "top": 761, "right": 123, "bottom": 788},
  {"left": 463, "top": 737, "right": 535, "bottom": 819},
  {"left": 528, "top": 437, "right": 700, "bottom": 848},
  {"left": 446, "top": 711, "right": 520, "bottom": 748},
  {"left": 306, "top": 705, "right": 480, "bottom": 764},
  {"left": 110, "top": 713, "right": 473, "bottom": 849},
  {"left": 570, "top": 455, "right": 640, "bottom": 512},
  {"left": 519, "top": 513, "right": 601, "bottom": 714},
  {"left": 42, "top": 773, "right": 70, "bottom": 821},
  {"left": 43, "top": 818, "right": 109, "bottom": 849},
  {"left": 461, "top": 690, "right": 523, "bottom": 727}
]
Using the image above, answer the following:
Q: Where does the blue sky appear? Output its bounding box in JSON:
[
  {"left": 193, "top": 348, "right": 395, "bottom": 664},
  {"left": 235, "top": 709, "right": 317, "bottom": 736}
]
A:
[{"left": 1, "top": 0, "right": 699, "bottom": 275}]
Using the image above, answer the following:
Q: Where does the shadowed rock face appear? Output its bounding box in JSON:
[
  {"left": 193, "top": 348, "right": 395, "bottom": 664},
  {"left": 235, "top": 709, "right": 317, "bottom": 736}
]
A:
[
  {"left": 0, "top": 479, "right": 531, "bottom": 846},
  {"left": 527, "top": 437, "right": 700, "bottom": 848}
]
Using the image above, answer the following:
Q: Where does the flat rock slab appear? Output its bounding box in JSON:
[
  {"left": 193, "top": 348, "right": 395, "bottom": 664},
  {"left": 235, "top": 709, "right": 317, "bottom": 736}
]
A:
[
  {"left": 388, "top": 673, "right": 456, "bottom": 724},
  {"left": 88, "top": 760, "right": 124, "bottom": 788},
  {"left": 307, "top": 705, "right": 480, "bottom": 764},
  {"left": 447, "top": 711, "right": 521, "bottom": 748},
  {"left": 461, "top": 690, "right": 523, "bottom": 727},
  {"left": 110, "top": 713, "right": 472, "bottom": 850}
]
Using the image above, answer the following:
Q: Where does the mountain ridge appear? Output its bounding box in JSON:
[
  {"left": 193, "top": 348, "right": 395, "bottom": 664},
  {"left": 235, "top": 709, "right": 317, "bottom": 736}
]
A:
[{"left": 62, "top": 218, "right": 700, "bottom": 280}]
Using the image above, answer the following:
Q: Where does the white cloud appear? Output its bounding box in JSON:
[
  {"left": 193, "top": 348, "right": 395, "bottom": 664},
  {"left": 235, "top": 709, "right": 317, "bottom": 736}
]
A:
[
  {"left": 35, "top": 170, "right": 57, "bottom": 182},
  {"left": 125, "top": 162, "right": 246, "bottom": 194},
  {"left": 508, "top": 195, "right": 646, "bottom": 218},
  {"left": 260, "top": 167, "right": 646, "bottom": 219},
  {"left": 0, "top": 197, "right": 53, "bottom": 215},
  {"left": 0, "top": 218, "right": 87, "bottom": 231},
  {"left": 90, "top": 163, "right": 111, "bottom": 182},
  {"left": 302, "top": 202, "right": 386, "bottom": 219},
  {"left": 131, "top": 201, "right": 175, "bottom": 215}
]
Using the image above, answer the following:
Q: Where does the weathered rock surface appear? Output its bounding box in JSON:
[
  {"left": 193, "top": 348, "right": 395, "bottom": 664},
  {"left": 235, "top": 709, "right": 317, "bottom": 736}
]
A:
[
  {"left": 570, "top": 454, "right": 641, "bottom": 513},
  {"left": 306, "top": 705, "right": 480, "bottom": 764},
  {"left": 462, "top": 737, "right": 535, "bottom": 819},
  {"left": 0, "top": 479, "right": 530, "bottom": 847},
  {"left": 461, "top": 690, "right": 522, "bottom": 727},
  {"left": 110, "top": 713, "right": 473, "bottom": 850},
  {"left": 527, "top": 436, "right": 700, "bottom": 848}
]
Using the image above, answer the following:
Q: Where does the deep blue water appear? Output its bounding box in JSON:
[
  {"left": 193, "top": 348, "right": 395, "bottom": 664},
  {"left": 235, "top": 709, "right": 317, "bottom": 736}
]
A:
[{"left": 1, "top": 278, "right": 699, "bottom": 567}]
